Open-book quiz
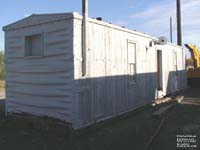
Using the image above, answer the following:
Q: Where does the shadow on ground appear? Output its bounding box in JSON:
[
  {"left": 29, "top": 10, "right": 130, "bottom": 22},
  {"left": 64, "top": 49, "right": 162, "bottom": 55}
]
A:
[
  {"left": 0, "top": 88, "right": 200, "bottom": 150},
  {"left": 149, "top": 88, "right": 200, "bottom": 150}
]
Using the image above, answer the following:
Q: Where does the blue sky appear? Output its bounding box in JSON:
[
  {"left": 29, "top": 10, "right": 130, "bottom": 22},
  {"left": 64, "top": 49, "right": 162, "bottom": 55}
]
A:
[{"left": 0, "top": 0, "right": 199, "bottom": 57}]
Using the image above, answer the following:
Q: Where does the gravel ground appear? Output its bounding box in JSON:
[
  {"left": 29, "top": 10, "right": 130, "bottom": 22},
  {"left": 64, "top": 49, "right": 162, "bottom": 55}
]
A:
[
  {"left": 149, "top": 88, "right": 200, "bottom": 150},
  {"left": 0, "top": 88, "right": 199, "bottom": 150}
]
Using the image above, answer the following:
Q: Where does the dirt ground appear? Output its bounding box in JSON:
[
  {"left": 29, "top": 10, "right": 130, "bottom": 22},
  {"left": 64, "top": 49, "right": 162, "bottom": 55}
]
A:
[{"left": 0, "top": 88, "right": 200, "bottom": 150}]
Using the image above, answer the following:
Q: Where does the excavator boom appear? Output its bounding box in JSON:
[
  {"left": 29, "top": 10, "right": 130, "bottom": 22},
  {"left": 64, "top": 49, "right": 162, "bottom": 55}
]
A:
[
  {"left": 185, "top": 44, "right": 200, "bottom": 68},
  {"left": 185, "top": 44, "right": 200, "bottom": 87}
]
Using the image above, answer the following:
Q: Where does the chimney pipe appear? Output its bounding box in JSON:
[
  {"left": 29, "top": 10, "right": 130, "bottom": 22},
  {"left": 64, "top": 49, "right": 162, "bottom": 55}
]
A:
[
  {"left": 82, "top": 0, "right": 88, "bottom": 76},
  {"left": 170, "top": 17, "right": 173, "bottom": 43},
  {"left": 176, "top": 0, "right": 182, "bottom": 46}
]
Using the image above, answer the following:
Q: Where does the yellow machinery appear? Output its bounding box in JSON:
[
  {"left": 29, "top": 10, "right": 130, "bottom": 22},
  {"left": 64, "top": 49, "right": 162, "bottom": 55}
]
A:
[{"left": 185, "top": 44, "right": 200, "bottom": 87}]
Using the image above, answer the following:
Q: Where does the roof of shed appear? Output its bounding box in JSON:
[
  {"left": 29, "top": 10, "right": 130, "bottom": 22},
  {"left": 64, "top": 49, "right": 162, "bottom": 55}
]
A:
[
  {"left": 3, "top": 12, "right": 154, "bottom": 39},
  {"left": 3, "top": 12, "right": 75, "bottom": 31},
  {"left": 2, "top": 12, "right": 182, "bottom": 48}
]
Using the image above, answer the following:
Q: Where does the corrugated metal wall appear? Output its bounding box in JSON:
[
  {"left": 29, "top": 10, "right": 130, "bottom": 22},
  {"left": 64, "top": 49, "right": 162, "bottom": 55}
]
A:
[
  {"left": 73, "top": 15, "right": 186, "bottom": 128},
  {"left": 5, "top": 19, "right": 74, "bottom": 123}
]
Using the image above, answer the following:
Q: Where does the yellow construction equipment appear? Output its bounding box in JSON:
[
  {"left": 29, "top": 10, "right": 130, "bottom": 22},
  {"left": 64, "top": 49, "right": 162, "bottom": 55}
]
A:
[{"left": 185, "top": 44, "right": 200, "bottom": 87}]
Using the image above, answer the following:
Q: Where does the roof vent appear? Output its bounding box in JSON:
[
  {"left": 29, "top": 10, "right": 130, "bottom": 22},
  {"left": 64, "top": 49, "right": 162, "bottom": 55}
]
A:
[{"left": 96, "top": 17, "right": 102, "bottom": 21}]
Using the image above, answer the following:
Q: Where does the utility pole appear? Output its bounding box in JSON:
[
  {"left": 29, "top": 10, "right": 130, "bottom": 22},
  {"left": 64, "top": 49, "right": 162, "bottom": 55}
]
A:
[
  {"left": 176, "top": 0, "right": 182, "bottom": 46},
  {"left": 82, "top": 0, "right": 88, "bottom": 76},
  {"left": 170, "top": 17, "right": 173, "bottom": 43}
]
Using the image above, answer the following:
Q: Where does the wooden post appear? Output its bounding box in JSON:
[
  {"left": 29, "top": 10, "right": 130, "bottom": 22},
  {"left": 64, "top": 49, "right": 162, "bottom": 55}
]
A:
[
  {"left": 176, "top": 0, "right": 182, "bottom": 46},
  {"left": 82, "top": 0, "right": 88, "bottom": 76},
  {"left": 170, "top": 17, "right": 173, "bottom": 43}
]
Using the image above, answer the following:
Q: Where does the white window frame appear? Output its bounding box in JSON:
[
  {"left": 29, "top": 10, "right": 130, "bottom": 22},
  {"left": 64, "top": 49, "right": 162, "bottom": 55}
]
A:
[
  {"left": 173, "top": 51, "right": 178, "bottom": 76},
  {"left": 127, "top": 40, "right": 137, "bottom": 85}
]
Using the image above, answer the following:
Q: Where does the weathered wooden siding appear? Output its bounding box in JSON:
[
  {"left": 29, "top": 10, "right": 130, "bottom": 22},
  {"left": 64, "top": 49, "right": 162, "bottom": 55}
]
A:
[
  {"left": 4, "top": 13, "right": 187, "bottom": 129},
  {"left": 73, "top": 14, "right": 186, "bottom": 128},
  {"left": 157, "top": 44, "right": 186, "bottom": 95},
  {"left": 5, "top": 18, "right": 74, "bottom": 123}
]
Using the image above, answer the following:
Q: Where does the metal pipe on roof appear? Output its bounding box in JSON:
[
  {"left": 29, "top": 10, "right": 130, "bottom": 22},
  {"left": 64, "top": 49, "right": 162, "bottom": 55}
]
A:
[
  {"left": 176, "top": 0, "right": 182, "bottom": 46},
  {"left": 170, "top": 17, "right": 173, "bottom": 43},
  {"left": 82, "top": 0, "right": 88, "bottom": 76}
]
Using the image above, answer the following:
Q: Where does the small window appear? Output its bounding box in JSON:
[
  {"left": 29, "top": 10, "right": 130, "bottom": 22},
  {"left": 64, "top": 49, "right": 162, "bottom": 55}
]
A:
[
  {"left": 25, "top": 34, "right": 42, "bottom": 56},
  {"left": 129, "top": 63, "right": 136, "bottom": 81},
  {"left": 173, "top": 51, "right": 178, "bottom": 76},
  {"left": 128, "top": 41, "right": 137, "bottom": 84}
]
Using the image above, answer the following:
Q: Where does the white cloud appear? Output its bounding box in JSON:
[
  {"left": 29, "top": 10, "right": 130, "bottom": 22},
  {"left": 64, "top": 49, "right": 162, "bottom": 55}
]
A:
[
  {"left": 24, "top": 14, "right": 32, "bottom": 18},
  {"left": 116, "top": 0, "right": 200, "bottom": 57},
  {"left": 113, "top": 20, "right": 130, "bottom": 27}
]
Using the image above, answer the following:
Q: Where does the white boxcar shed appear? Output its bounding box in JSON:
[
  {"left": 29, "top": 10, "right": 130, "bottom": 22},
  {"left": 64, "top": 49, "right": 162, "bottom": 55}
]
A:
[{"left": 3, "top": 12, "right": 187, "bottom": 129}]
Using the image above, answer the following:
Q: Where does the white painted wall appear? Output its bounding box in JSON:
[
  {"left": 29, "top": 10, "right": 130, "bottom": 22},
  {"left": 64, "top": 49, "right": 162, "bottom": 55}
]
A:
[
  {"left": 4, "top": 15, "right": 74, "bottom": 124},
  {"left": 73, "top": 14, "right": 186, "bottom": 128}
]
